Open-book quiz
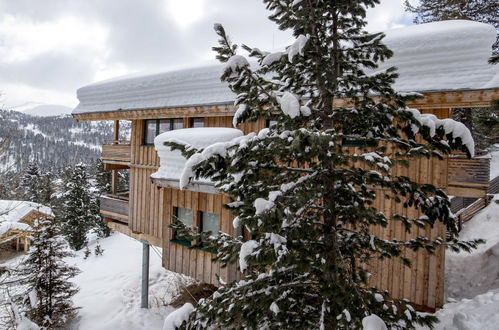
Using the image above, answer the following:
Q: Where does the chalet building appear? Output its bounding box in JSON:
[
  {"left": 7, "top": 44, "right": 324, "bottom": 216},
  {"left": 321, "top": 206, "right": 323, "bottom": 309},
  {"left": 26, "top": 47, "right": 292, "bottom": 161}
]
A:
[
  {"left": 0, "top": 200, "right": 54, "bottom": 252},
  {"left": 72, "top": 20, "right": 499, "bottom": 311}
]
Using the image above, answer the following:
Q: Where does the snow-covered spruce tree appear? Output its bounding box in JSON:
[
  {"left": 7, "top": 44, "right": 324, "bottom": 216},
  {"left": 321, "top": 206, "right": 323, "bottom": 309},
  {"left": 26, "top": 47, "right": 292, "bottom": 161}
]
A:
[
  {"left": 17, "top": 163, "right": 55, "bottom": 206},
  {"left": 168, "top": 1, "right": 482, "bottom": 329},
  {"left": 18, "top": 162, "right": 42, "bottom": 203},
  {"left": 16, "top": 218, "right": 80, "bottom": 329},
  {"left": 93, "top": 159, "right": 111, "bottom": 195},
  {"left": 59, "top": 163, "right": 101, "bottom": 250}
]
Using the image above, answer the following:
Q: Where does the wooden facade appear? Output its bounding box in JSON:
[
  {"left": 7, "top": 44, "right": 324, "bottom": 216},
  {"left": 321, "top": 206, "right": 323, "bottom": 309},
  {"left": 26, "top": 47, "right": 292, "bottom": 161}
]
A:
[
  {"left": 77, "top": 88, "right": 498, "bottom": 311},
  {"left": 0, "top": 209, "right": 53, "bottom": 252}
]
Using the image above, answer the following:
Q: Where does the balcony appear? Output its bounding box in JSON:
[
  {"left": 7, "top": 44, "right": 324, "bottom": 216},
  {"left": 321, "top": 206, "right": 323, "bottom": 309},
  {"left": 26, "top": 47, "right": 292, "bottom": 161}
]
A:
[
  {"left": 101, "top": 140, "right": 131, "bottom": 169},
  {"left": 448, "top": 153, "right": 490, "bottom": 198},
  {"left": 100, "top": 192, "right": 129, "bottom": 224}
]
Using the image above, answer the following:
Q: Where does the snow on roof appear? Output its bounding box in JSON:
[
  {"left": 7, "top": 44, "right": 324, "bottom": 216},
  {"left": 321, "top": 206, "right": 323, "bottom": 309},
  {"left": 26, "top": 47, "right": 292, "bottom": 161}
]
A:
[
  {"left": 151, "top": 127, "right": 243, "bottom": 182},
  {"left": 375, "top": 20, "right": 498, "bottom": 93},
  {"left": 0, "top": 200, "right": 53, "bottom": 236},
  {"left": 0, "top": 200, "right": 53, "bottom": 224},
  {"left": 73, "top": 20, "right": 499, "bottom": 115}
]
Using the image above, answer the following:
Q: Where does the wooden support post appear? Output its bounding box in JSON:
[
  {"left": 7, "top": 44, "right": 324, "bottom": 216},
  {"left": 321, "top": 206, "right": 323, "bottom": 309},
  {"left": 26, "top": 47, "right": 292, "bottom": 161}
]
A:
[
  {"left": 24, "top": 236, "right": 29, "bottom": 252},
  {"left": 16, "top": 236, "right": 20, "bottom": 251},
  {"left": 114, "top": 120, "right": 120, "bottom": 142},
  {"left": 141, "top": 240, "right": 150, "bottom": 309},
  {"left": 111, "top": 170, "right": 118, "bottom": 194}
]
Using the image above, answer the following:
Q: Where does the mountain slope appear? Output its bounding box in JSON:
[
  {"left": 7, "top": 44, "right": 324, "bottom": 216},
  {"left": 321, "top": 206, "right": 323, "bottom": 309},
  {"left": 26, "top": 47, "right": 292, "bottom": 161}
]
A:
[
  {"left": 0, "top": 110, "right": 130, "bottom": 171},
  {"left": 22, "top": 104, "right": 73, "bottom": 117}
]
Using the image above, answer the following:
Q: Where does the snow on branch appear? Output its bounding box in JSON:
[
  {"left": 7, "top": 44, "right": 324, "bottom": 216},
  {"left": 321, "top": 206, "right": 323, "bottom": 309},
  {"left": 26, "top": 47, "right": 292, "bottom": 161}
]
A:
[
  {"left": 287, "top": 35, "right": 309, "bottom": 63},
  {"left": 223, "top": 55, "right": 250, "bottom": 78},
  {"left": 162, "top": 303, "right": 194, "bottom": 330},
  {"left": 404, "top": 108, "right": 475, "bottom": 156},
  {"left": 278, "top": 92, "right": 311, "bottom": 118}
]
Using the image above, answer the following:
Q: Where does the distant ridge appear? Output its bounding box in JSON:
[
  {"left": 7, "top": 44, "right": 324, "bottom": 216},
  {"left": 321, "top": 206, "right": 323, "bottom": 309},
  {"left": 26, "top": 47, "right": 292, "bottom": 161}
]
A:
[{"left": 22, "top": 104, "right": 73, "bottom": 117}]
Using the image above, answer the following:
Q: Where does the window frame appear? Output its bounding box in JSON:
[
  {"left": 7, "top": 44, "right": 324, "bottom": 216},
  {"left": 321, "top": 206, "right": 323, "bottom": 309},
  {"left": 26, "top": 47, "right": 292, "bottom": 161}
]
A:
[
  {"left": 265, "top": 119, "right": 278, "bottom": 128},
  {"left": 172, "top": 206, "right": 194, "bottom": 244},
  {"left": 189, "top": 117, "right": 205, "bottom": 128},
  {"left": 200, "top": 211, "right": 220, "bottom": 237},
  {"left": 143, "top": 118, "right": 183, "bottom": 145},
  {"left": 169, "top": 207, "right": 221, "bottom": 254}
]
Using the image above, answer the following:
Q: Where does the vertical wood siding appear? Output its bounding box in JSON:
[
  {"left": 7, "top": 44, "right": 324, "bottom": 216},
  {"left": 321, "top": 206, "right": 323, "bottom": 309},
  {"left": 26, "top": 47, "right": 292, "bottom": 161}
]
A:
[
  {"left": 127, "top": 110, "right": 450, "bottom": 309},
  {"left": 161, "top": 188, "right": 240, "bottom": 285}
]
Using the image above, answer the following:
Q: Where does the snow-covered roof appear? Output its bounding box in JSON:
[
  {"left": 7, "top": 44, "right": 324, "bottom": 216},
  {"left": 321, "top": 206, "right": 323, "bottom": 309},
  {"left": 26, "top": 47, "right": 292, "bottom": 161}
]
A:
[
  {"left": 151, "top": 127, "right": 243, "bottom": 182},
  {"left": 73, "top": 20, "right": 499, "bottom": 115},
  {"left": 0, "top": 200, "right": 53, "bottom": 236},
  {"left": 0, "top": 200, "right": 53, "bottom": 224}
]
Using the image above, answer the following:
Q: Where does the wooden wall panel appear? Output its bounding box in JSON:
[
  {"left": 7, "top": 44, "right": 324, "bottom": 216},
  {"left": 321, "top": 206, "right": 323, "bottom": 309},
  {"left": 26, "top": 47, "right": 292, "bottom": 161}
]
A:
[
  {"left": 239, "top": 118, "right": 267, "bottom": 135},
  {"left": 127, "top": 108, "right": 451, "bottom": 309},
  {"left": 161, "top": 187, "right": 237, "bottom": 285},
  {"left": 205, "top": 116, "right": 233, "bottom": 128},
  {"left": 129, "top": 167, "right": 163, "bottom": 238}
]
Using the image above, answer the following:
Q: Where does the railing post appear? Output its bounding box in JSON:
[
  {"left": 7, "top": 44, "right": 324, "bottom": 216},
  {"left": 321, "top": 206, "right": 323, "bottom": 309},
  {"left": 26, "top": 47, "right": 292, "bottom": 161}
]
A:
[
  {"left": 111, "top": 170, "right": 118, "bottom": 194},
  {"left": 113, "top": 120, "right": 120, "bottom": 143},
  {"left": 141, "top": 240, "right": 150, "bottom": 309}
]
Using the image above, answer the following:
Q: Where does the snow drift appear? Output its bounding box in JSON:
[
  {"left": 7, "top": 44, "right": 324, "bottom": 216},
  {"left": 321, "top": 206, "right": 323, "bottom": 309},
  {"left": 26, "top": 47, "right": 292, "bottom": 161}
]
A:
[{"left": 151, "top": 127, "right": 243, "bottom": 184}]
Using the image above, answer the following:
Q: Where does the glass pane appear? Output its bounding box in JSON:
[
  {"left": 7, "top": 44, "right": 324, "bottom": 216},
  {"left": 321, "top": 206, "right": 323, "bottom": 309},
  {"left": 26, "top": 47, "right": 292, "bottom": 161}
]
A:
[
  {"left": 158, "top": 120, "right": 171, "bottom": 134},
  {"left": 202, "top": 212, "right": 219, "bottom": 234},
  {"left": 176, "top": 207, "right": 193, "bottom": 227},
  {"left": 191, "top": 118, "right": 204, "bottom": 128},
  {"left": 266, "top": 120, "right": 278, "bottom": 128},
  {"left": 172, "top": 119, "right": 184, "bottom": 130},
  {"left": 145, "top": 120, "right": 157, "bottom": 144}
]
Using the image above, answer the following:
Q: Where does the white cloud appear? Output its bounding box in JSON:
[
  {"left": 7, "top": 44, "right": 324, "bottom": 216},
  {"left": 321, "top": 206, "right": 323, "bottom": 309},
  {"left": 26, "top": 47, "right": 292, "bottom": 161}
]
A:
[
  {"left": 0, "top": 82, "right": 77, "bottom": 109},
  {"left": 0, "top": 14, "right": 109, "bottom": 63},
  {"left": 366, "top": 0, "right": 414, "bottom": 32},
  {"left": 0, "top": 0, "right": 413, "bottom": 110},
  {"left": 166, "top": 0, "right": 209, "bottom": 28}
]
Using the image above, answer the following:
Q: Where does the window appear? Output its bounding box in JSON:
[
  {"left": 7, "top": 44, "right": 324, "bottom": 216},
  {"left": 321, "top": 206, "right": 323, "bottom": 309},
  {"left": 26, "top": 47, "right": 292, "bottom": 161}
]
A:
[
  {"left": 342, "top": 138, "right": 376, "bottom": 147},
  {"left": 190, "top": 117, "right": 204, "bottom": 128},
  {"left": 144, "top": 118, "right": 183, "bottom": 144},
  {"left": 266, "top": 119, "right": 278, "bottom": 128},
  {"left": 176, "top": 207, "right": 193, "bottom": 227},
  {"left": 172, "top": 207, "right": 193, "bottom": 243},
  {"left": 201, "top": 212, "right": 219, "bottom": 235}
]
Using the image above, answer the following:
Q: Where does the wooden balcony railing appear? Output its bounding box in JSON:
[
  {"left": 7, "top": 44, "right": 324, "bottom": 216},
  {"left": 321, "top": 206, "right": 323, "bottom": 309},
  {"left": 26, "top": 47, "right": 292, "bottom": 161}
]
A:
[
  {"left": 100, "top": 192, "right": 129, "bottom": 224},
  {"left": 101, "top": 140, "right": 131, "bottom": 164},
  {"left": 448, "top": 154, "right": 490, "bottom": 198}
]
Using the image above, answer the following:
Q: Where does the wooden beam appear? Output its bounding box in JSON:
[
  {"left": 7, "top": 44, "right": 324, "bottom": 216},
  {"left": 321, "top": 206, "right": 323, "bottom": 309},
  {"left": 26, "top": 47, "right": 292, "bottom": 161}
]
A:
[
  {"left": 107, "top": 221, "right": 161, "bottom": 247},
  {"left": 73, "top": 103, "right": 236, "bottom": 121},
  {"left": 103, "top": 162, "right": 130, "bottom": 171},
  {"left": 447, "top": 185, "right": 488, "bottom": 198}
]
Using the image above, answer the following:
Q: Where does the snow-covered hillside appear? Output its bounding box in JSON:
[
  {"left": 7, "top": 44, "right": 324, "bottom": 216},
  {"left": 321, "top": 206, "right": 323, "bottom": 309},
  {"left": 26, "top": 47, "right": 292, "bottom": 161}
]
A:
[
  {"left": 0, "top": 110, "right": 130, "bottom": 171},
  {"left": 68, "top": 233, "right": 191, "bottom": 330},
  {"left": 417, "top": 196, "right": 499, "bottom": 330},
  {"left": 0, "top": 232, "right": 191, "bottom": 330}
]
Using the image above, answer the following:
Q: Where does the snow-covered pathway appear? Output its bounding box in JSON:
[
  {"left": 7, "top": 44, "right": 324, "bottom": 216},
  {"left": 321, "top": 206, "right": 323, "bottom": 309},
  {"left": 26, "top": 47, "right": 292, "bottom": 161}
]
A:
[
  {"left": 68, "top": 233, "right": 187, "bottom": 330},
  {"left": 418, "top": 196, "right": 499, "bottom": 330}
]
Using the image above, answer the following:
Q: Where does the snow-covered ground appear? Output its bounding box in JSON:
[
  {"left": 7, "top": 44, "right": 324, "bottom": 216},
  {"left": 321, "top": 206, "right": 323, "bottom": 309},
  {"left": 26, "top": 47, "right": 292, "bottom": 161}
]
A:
[
  {"left": 489, "top": 145, "right": 499, "bottom": 180},
  {"left": 69, "top": 233, "right": 191, "bottom": 330},
  {"left": 3, "top": 197, "right": 499, "bottom": 329},
  {"left": 0, "top": 232, "right": 191, "bottom": 330},
  {"left": 417, "top": 196, "right": 499, "bottom": 330}
]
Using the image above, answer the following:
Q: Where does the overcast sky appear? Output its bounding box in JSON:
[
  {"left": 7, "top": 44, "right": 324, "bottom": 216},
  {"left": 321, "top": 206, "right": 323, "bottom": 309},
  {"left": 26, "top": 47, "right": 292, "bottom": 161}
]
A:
[{"left": 0, "top": 0, "right": 414, "bottom": 112}]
